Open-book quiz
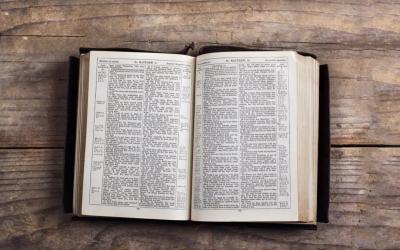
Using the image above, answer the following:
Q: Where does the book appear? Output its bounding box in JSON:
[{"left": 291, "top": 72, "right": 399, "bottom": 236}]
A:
[{"left": 64, "top": 46, "right": 330, "bottom": 225}]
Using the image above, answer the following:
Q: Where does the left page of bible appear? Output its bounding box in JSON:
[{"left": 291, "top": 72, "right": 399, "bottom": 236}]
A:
[{"left": 80, "top": 51, "right": 195, "bottom": 220}]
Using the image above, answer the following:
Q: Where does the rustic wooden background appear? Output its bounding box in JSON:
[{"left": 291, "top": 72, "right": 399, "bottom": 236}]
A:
[{"left": 1, "top": 0, "right": 400, "bottom": 249}]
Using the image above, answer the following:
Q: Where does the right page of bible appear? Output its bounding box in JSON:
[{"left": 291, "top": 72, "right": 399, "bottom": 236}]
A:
[{"left": 191, "top": 51, "right": 299, "bottom": 222}]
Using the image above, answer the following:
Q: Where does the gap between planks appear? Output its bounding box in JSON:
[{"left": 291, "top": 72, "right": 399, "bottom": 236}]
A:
[
  {"left": 331, "top": 145, "right": 400, "bottom": 148},
  {"left": 2, "top": 145, "right": 400, "bottom": 150}
]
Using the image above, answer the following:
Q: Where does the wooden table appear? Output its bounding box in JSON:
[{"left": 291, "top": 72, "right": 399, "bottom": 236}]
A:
[{"left": 1, "top": 0, "right": 400, "bottom": 248}]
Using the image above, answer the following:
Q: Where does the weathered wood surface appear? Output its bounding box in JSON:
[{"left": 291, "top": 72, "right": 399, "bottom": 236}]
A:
[
  {"left": 1, "top": 0, "right": 400, "bottom": 249},
  {"left": 1, "top": 148, "right": 399, "bottom": 249},
  {"left": 1, "top": 0, "right": 400, "bottom": 146},
  {"left": 2, "top": 50, "right": 400, "bottom": 147}
]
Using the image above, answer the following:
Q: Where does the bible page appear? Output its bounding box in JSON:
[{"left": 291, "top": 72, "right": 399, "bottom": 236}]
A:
[
  {"left": 81, "top": 51, "right": 195, "bottom": 220},
  {"left": 191, "top": 51, "right": 299, "bottom": 222}
]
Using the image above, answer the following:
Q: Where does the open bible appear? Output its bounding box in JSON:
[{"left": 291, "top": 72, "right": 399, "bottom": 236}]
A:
[{"left": 65, "top": 47, "right": 329, "bottom": 225}]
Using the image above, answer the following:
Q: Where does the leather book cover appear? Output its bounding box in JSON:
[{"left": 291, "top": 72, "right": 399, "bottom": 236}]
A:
[{"left": 64, "top": 45, "right": 330, "bottom": 227}]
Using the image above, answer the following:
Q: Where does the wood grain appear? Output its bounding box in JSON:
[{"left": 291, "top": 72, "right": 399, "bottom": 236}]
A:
[
  {"left": 0, "top": 148, "right": 399, "bottom": 249},
  {"left": 2, "top": 47, "right": 400, "bottom": 147},
  {"left": 1, "top": 0, "right": 400, "bottom": 248},
  {"left": 0, "top": 61, "right": 67, "bottom": 147},
  {"left": 1, "top": 0, "right": 400, "bottom": 46},
  {"left": 1, "top": 0, "right": 400, "bottom": 146}
]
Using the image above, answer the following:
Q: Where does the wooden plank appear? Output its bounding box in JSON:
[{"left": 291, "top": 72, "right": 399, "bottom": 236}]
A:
[
  {"left": 0, "top": 149, "right": 64, "bottom": 242},
  {"left": 323, "top": 50, "right": 400, "bottom": 145},
  {"left": 329, "top": 148, "right": 400, "bottom": 228},
  {"left": 0, "top": 148, "right": 399, "bottom": 248},
  {"left": 0, "top": 61, "right": 68, "bottom": 147},
  {"left": 1, "top": 0, "right": 400, "bottom": 47},
  {"left": 1, "top": 0, "right": 400, "bottom": 63},
  {"left": 1, "top": 48, "right": 400, "bottom": 147},
  {"left": 1, "top": 0, "right": 400, "bottom": 146}
]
